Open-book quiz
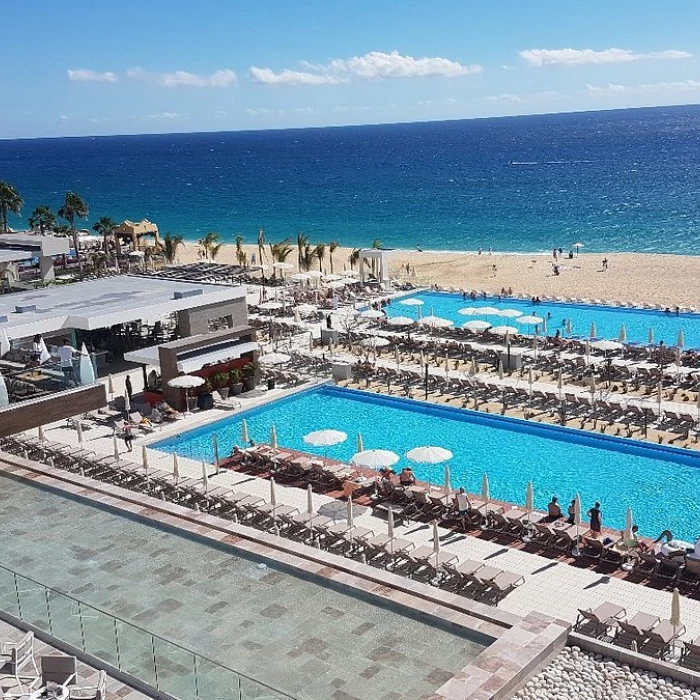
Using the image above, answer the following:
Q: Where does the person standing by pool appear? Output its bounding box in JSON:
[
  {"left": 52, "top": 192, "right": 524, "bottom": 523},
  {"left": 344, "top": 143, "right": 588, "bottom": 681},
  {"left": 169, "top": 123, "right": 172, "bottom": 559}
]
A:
[{"left": 587, "top": 501, "right": 602, "bottom": 537}]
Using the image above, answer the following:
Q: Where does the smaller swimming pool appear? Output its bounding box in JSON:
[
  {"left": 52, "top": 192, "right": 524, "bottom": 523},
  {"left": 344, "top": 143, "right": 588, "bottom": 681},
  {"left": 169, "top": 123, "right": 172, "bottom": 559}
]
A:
[
  {"left": 384, "top": 291, "right": 699, "bottom": 347},
  {"left": 153, "top": 386, "right": 700, "bottom": 541}
]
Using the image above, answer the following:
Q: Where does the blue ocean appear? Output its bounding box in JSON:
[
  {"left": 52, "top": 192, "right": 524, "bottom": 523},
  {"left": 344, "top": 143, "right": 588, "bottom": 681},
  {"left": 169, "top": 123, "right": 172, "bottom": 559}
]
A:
[{"left": 2, "top": 105, "right": 700, "bottom": 253}]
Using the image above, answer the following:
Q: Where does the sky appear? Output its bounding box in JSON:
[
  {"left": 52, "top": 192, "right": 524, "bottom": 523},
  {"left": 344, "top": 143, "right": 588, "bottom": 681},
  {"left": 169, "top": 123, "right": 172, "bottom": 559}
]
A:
[{"left": 2, "top": 0, "right": 700, "bottom": 138}]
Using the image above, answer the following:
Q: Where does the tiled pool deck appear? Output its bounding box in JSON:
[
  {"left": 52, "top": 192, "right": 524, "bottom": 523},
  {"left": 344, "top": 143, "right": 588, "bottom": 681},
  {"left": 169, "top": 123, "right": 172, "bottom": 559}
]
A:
[{"left": 0, "top": 454, "right": 569, "bottom": 700}]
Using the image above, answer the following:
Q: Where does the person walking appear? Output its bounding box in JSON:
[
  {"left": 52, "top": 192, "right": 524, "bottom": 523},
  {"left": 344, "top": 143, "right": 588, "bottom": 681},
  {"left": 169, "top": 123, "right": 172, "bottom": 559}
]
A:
[
  {"left": 123, "top": 422, "right": 134, "bottom": 452},
  {"left": 125, "top": 375, "right": 133, "bottom": 401}
]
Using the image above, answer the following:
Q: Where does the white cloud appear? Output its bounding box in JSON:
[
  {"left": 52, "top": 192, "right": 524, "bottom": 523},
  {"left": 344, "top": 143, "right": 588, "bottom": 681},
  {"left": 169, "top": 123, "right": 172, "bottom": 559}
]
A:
[
  {"left": 246, "top": 106, "right": 316, "bottom": 117},
  {"left": 250, "top": 67, "right": 343, "bottom": 86},
  {"left": 586, "top": 79, "right": 700, "bottom": 96},
  {"left": 251, "top": 50, "right": 481, "bottom": 87},
  {"left": 520, "top": 48, "right": 692, "bottom": 67},
  {"left": 127, "top": 67, "right": 236, "bottom": 88},
  {"left": 486, "top": 90, "right": 563, "bottom": 105},
  {"left": 67, "top": 69, "right": 118, "bottom": 83},
  {"left": 146, "top": 112, "right": 187, "bottom": 120}
]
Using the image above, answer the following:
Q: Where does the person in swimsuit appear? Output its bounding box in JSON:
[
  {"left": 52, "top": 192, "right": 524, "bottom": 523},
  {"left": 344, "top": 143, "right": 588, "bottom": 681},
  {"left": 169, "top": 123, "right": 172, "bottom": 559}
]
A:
[{"left": 587, "top": 501, "right": 602, "bottom": 536}]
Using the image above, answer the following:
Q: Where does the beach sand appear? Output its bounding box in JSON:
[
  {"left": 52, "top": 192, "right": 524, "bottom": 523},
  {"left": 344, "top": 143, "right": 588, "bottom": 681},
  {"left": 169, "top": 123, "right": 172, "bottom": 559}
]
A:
[{"left": 177, "top": 243, "right": 700, "bottom": 308}]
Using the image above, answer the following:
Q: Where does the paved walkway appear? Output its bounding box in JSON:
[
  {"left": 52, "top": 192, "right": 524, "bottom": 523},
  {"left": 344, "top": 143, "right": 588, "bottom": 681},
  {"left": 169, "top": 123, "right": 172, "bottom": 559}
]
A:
[{"left": 21, "top": 370, "right": 700, "bottom": 646}]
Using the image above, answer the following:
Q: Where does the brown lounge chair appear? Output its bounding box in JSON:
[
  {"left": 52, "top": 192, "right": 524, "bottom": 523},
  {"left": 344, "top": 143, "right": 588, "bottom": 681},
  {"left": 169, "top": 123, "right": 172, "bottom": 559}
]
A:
[
  {"left": 680, "top": 635, "right": 700, "bottom": 670},
  {"left": 614, "top": 611, "right": 660, "bottom": 651},
  {"left": 640, "top": 619, "right": 686, "bottom": 659},
  {"left": 574, "top": 602, "right": 626, "bottom": 638}
]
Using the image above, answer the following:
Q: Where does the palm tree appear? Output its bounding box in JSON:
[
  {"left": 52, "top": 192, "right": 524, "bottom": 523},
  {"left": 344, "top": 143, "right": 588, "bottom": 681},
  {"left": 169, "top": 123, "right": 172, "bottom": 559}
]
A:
[
  {"left": 235, "top": 235, "right": 247, "bottom": 266},
  {"left": 92, "top": 216, "right": 118, "bottom": 265},
  {"left": 257, "top": 228, "right": 266, "bottom": 265},
  {"left": 328, "top": 240, "right": 340, "bottom": 274},
  {"left": 349, "top": 248, "right": 361, "bottom": 269},
  {"left": 371, "top": 238, "right": 382, "bottom": 249},
  {"left": 313, "top": 242, "right": 326, "bottom": 272},
  {"left": 57, "top": 191, "right": 89, "bottom": 272},
  {"left": 199, "top": 231, "right": 222, "bottom": 260},
  {"left": 270, "top": 239, "right": 294, "bottom": 263},
  {"left": 302, "top": 244, "right": 314, "bottom": 272},
  {"left": 296, "top": 232, "right": 309, "bottom": 270},
  {"left": 160, "top": 233, "right": 184, "bottom": 264},
  {"left": 28, "top": 205, "right": 55, "bottom": 235},
  {"left": 0, "top": 181, "right": 23, "bottom": 233}
]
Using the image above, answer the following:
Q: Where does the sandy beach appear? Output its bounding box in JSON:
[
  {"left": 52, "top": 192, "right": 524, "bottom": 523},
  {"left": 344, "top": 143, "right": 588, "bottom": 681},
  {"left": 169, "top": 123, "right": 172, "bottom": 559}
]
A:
[{"left": 176, "top": 243, "right": 700, "bottom": 308}]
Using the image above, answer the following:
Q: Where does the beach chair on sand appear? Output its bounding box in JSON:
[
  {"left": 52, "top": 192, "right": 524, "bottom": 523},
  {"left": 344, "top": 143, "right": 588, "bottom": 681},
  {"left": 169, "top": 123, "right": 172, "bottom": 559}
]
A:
[{"left": 574, "top": 602, "right": 626, "bottom": 638}]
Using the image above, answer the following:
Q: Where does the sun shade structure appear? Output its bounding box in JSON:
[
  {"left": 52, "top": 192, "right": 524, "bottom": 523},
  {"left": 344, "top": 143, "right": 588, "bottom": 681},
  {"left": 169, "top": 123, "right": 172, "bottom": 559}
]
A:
[
  {"left": 259, "top": 352, "right": 291, "bottom": 365},
  {"left": 418, "top": 316, "right": 453, "bottom": 329},
  {"left": 399, "top": 298, "right": 424, "bottom": 307},
  {"left": 405, "top": 446, "right": 453, "bottom": 464},
  {"left": 462, "top": 320, "right": 491, "bottom": 331},
  {"left": 386, "top": 316, "right": 415, "bottom": 326},
  {"left": 350, "top": 449, "right": 400, "bottom": 470},
  {"left": 167, "top": 375, "right": 206, "bottom": 389},
  {"left": 490, "top": 325, "right": 518, "bottom": 335},
  {"left": 303, "top": 429, "right": 347, "bottom": 447}
]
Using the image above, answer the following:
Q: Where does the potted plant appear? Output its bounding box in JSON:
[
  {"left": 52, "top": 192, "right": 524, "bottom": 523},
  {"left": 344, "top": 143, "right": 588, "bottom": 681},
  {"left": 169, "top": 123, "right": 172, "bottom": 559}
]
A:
[
  {"left": 242, "top": 361, "right": 259, "bottom": 392},
  {"left": 196, "top": 379, "right": 214, "bottom": 410},
  {"left": 213, "top": 371, "right": 230, "bottom": 399},
  {"left": 229, "top": 368, "right": 244, "bottom": 396}
]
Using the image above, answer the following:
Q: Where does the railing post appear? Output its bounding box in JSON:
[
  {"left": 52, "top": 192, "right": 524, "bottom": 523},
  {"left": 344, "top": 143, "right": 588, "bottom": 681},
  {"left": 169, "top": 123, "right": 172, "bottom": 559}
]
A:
[
  {"left": 193, "top": 653, "right": 200, "bottom": 699},
  {"left": 151, "top": 636, "right": 159, "bottom": 690},
  {"left": 78, "top": 601, "right": 86, "bottom": 652},
  {"left": 114, "top": 618, "right": 121, "bottom": 670},
  {"left": 45, "top": 588, "right": 53, "bottom": 635}
]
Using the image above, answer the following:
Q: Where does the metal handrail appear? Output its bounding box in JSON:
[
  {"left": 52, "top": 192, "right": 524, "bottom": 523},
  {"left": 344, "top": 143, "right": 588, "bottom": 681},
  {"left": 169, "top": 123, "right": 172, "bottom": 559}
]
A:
[{"left": 0, "top": 561, "right": 295, "bottom": 699}]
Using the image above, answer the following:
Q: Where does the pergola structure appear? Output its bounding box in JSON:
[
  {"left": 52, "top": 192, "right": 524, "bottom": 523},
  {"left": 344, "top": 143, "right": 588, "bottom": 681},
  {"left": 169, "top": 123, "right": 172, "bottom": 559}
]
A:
[
  {"left": 114, "top": 219, "right": 161, "bottom": 249},
  {"left": 357, "top": 248, "right": 395, "bottom": 284}
]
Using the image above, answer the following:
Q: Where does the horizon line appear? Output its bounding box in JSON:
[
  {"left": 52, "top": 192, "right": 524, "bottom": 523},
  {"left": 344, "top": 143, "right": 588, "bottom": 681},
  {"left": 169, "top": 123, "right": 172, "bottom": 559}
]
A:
[{"left": 3, "top": 101, "right": 700, "bottom": 143}]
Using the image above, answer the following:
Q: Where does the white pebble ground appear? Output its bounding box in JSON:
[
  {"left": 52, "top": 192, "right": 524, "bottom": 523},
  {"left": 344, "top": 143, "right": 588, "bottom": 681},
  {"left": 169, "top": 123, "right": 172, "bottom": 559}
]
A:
[{"left": 514, "top": 646, "right": 700, "bottom": 700}]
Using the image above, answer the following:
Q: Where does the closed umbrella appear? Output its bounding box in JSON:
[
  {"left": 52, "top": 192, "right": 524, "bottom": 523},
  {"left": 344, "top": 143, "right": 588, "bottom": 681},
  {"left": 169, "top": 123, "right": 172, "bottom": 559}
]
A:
[
  {"left": 470, "top": 357, "right": 478, "bottom": 375},
  {"left": 585, "top": 339, "right": 591, "bottom": 359},
  {"left": 270, "top": 424, "right": 278, "bottom": 449},
  {"left": 648, "top": 327, "right": 654, "bottom": 345},
  {"left": 481, "top": 473, "right": 490, "bottom": 505},
  {"left": 528, "top": 367, "right": 534, "bottom": 397},
  {"left": 107, "top": 374, "right": 115, "bottom": 397},
  {"left": 525, "top": 481, "right": 534, "bottom": 512},
  {"left": 624, "top": 506, "right": 634, "bottom": 545},
  {"left": 387, "top": 507, "right": 395, "bottom": 539},
  {"left": 351, "top": 449, "right": 399, "bottom": 470},
  {"left": 76, "top": 420, "right": 84, "bottom": 445},
  {"left": 419, "top": 350, "right": 425, "bottom": 367},
  {"left": 432, "top": 520, "right": 440, "bottom": 555},
  {"left": 589, "top": 322, "right": 597, "bottom": 339},
  {"left": 0, "top": 372, "right": 8, "bottom": 408},
  {"left": 306, "top": 484, "right": 314, "bottom": 514},
  {"left": 124, "top": 392, "right": 131, "bottom": 415},
  {"left": 201, "top": 460, "right": 209, "bottom": 493},
  {"left": 347, "top": 498, "right": 354, "bottom": 527},
  {"left": 173, "top": 453, "right": 180, "bottom": 484},
  {"left": 38, "top": 338, "right": 51, "bottom": 364},
  {"left": 443, "top": 353, "right": 449, "bottom": 377},
  {"left": 113, "top": 435, "right": 120, "bottom": 463},
  {"left": 79, "top": 343, "right": 96, "bottom": 386},
  {"left": 671, "top": 588, "right": 682, "bottom": 637},
  {"left": 574, "top": 493, "right": 581, "bottom": 527},
  {"left": 270, "top": 477, "right": 277, "bottom": 507},
  {"left": 38, "top": 425, "right": 46, "bottom": 443},
  {"left": 356, "top": 433, "right": 364, "bottom": 452},
  {"left": 395, "top": 347, "right": 401, "bottom": 368},
  {"left": 498, "top": 360, "right": 504, "bottom": 380},
  {"left": 657, "top": 382, "right": 663, "bottom": 413},
  {"left": 697, "top": 388, "right": 700, "bottom": 423},
  {"left": 677, "top": 329, "right": 685, "bottom": 349},
  {"left": 142, "top": 445, "right": 149, "bottom": 473},
  {"left": 618, "top": 325, "right": 627, "bottom": 343},
  {"left": 443, "top": 464, "right": 452, "bottom": 496},
  {"left": 589, "top": 375, "right": 596, "bottom": 400},
  {"left": 241, "top": 419, "right": 249, "bottom": 445},
  {"left": 212, "top": 434, "right": 220, "bottom": 473},
  {"left": 557, "top": 370, "right": 564, "bottom": 401}
]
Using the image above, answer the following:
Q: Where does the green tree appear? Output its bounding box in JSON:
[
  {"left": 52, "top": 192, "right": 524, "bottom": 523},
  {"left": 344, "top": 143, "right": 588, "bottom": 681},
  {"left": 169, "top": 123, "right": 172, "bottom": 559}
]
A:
[
  {"left": 270, "top": 239, "right": 294, "bottom": 263},
  {"left": 0, "top": 181, "right": 23, "bottom": 233},
  {"left": 302, "top": 244, "right": 314, "bottom": 272},
  {"left": 235, "top": 235, "right": 247, "bottom": 266},
  {"left": 57, "top": 191, "right": 89, "bottom": 272},
  {"left": 28, "top": 205, "right": 55, "bottom": 235},
  {"left": 257, "top": 227, "right": 266, "bottom": 265},
  {"left": 328, "top": 240, "right": 340, "bottom": 274},
  {"left": 296, "top": 232, "right": 309, "bottom": 270},
  {"left": 313, "top": 242, "right": 326, "bottom": 272},
  {"left": 349, "top": 248, "right": 361, "bottom": 269},
  {"left": 160, "top": 233, "right": 184, "bottom": 264},
  {"left": 200, "top": 231, "right": 222, "bottom": 260},
  {"left": 92, "top": 216, "right": 118, "bottom": 265}
]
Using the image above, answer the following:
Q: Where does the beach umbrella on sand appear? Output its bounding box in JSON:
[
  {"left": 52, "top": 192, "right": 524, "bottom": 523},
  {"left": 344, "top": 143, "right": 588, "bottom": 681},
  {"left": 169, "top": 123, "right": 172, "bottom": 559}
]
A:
[
  {"left": 76, "top": 420, "right": 84, "bottom": 445},
  {"left": 173, "top": 454, "right": 180, "bottom": 484},
  {"left": 306, "top": 484, "right": 314, "bottom": 514},
  {"left": 525, "top": 481, "right": 534, "bottom": 513},
  {"left": 589, "top": 322, "right": 597, "bottom": 339},
  {"left": 351, "top": 449, "right": 399, "bottom": 470},
  {"left": 677, "top": 329, "right": 685, "bottom": 349},
  {"left": 618, "top": 325, "right": 627, "bottom": 343},
  {"left": 356, "top": 433, "right": 364, "bottom": 452},
  {"left": 0, "top": 373, "right": 10, "bottom": 407},
  {"left": 270, "top": 424, "right": 278, "bottom": 449},
  {"left": 573, "top": 242, "right": 584, "bottom": 255},
  {"left": 482, "top": 473, "right": 490, "bottom": 505},
  {"left": 432, "top": 520, "right": 440, "bottom": 555},
  {"left": 241, "top": 419, "right": 249, "bottom": 445},
  {"left": 387, "top": 507, "right": 395, "bottom": 539},
  {"left": 444, "top": 464, "right": 452, "bottom": 496},
  {"left": 648, "top": 327, "right": 655, "bottom": 345},
  {"left": 113, "top": 435, "right": 120, "bottom": 463}
]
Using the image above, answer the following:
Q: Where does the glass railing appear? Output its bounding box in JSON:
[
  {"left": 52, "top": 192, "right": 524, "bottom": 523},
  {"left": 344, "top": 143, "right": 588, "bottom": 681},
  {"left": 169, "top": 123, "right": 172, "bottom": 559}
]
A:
[{"left": 0, "top": 563, "right": 295, "bottom": 699}]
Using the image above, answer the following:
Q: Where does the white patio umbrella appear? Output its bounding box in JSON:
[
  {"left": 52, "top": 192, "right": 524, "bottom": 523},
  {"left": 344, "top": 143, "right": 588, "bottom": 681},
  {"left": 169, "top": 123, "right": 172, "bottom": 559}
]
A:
[
  {"left": 386, "top": 316, "right": 415, "bottom": 327},
  {"left": 500, "top": 309, "right": 524, "bottom": 319},
  {"left": 618, "top": 325, "right": 627, "bottom": 343},
  {"left": 259, "top": 352, "right": 291, "bottom": 366},
  {"left": 518, "top": 315, "right": 544, "bottom": 326},
  {"left": 387, "top": 507, "right": 395, "bottom": 539},
  {"left": 443, "top": 464, "right": 452, "bottom": 496},
  {"left": 0, "top": 329, "right": 10, "bottom": 358},
  {"left": 272, "top": 262, "right": 293, "bottom": 271},
  {"left": 490, "top": 325, "right": 518, "bottom": 336},
  {"left": 258, "top": 301, "right": 286, "bottom": 311},
  {"left": 360, "top": 309, "right": 385, "bottom": 319},
  {"left": 351, "top": 449, "right": 400, "bottom": 470},
  {"left": 306, "top": 484, "right": 314, "bottom": 514},
  {"left": 360, "top": 336, "right": 390, "bottom": 348},
  {"left": 76, "top": 420, "right": 84, "bottom": 444},
  {"left": 400, "top": 298, "right": 424, "bottom": 307},
  {"left": 241, "top": 419, "right": 249, "bottom": 445},
  {"left": 677, "top": 329, "right": 685, "bottom": 349},
  {"left": 79, "top": 343, "right": 96, "bottom": 386},
  {"left": 462, "top": 320, "right": 491, "bottom": 332},
  {"left": 481, "top": 473, "right": 490, "bottom": 505},
  {"left": 573, "top": 242, "right": 584, "bottom": 255},
  {"left": 113, "top": 435, "right": 120, "bottom": 463},
  {"left": 458, "top": 307, "right": 482, "bottom": 316},
  {"left": 591, "top": 340, "right": 624, "bottom": 352},
  {"left": 405, "top": 446, "right": 453, "bottom": 464},
  {"left": 648, "top": 327, "right": 655, "bottom": 345},
  {"left": 304, "top": 429, "right": 347, "bottom": 447},
  {"left": 432, "top": 520, "right": 440, "bottom": 555},
  {"left": 326, "top": 280, "right": 347, "bottom": 290},
  {"left": 418, "top": 316, "right": 453, "bottom": 329},
  {"left": 322, "top": 273, "right": 342, "bottom": 282},
  {"left": 356, "top": 433, "right": 364, "bottom": 452},
  {"left": 475, "top": 306, "right": 501, "bottom": 315},
  {"left": 589, "top": 322, "right": 597, "bottom": 339},
  {"left": 291, "top": 273, "right": 310, "bottom": 282},
  {"left": 270, "top": 424, "right": 278, "bottom": 449},
  {"left": 173, "top": 453, "right": 180, "bottom": 484},
  {"left": 168, "top": 375, "right": 206, "bottom": 389},
  {"left": 306, "top": 270, "right": 324, "bottom": 279},
  {"left": 339, "top": 278, "right": 357, "bottom": 286}
]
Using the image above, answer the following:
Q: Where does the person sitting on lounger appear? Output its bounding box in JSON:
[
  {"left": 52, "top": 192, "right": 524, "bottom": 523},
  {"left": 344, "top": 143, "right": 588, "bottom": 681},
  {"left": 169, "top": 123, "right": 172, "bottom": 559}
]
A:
[
  {"left": 399, "top": 467, "right": 416, "bottom": 487},
  {"left": 547, "top": 496, "right": 562, "bottom": 520}
]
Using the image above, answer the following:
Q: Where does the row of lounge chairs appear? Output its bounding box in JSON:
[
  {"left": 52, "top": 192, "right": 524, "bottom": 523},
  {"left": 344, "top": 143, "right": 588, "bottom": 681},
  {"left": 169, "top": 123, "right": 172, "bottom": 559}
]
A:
[{"left": 0, "top": 435, "right": 525, "bottom": 605}]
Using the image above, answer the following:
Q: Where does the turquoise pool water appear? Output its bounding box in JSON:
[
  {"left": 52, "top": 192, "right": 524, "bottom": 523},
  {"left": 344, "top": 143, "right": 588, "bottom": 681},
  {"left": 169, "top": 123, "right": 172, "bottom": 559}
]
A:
[
  {"left": 385, "top": 291, "right": 699, "bottom": 348},
  {"left": 153, "top": 386, "right": 700, "bottom": 541}
]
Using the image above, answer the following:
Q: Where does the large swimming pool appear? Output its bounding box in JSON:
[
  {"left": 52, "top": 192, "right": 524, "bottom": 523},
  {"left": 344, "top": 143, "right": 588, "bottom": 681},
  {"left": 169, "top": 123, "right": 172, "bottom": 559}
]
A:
[
  {"left": 385, "top": 291, "right": 699, "bottom": 347},
  {"left": 154, "top": 386, "right": 700, "bottom": 541}
]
